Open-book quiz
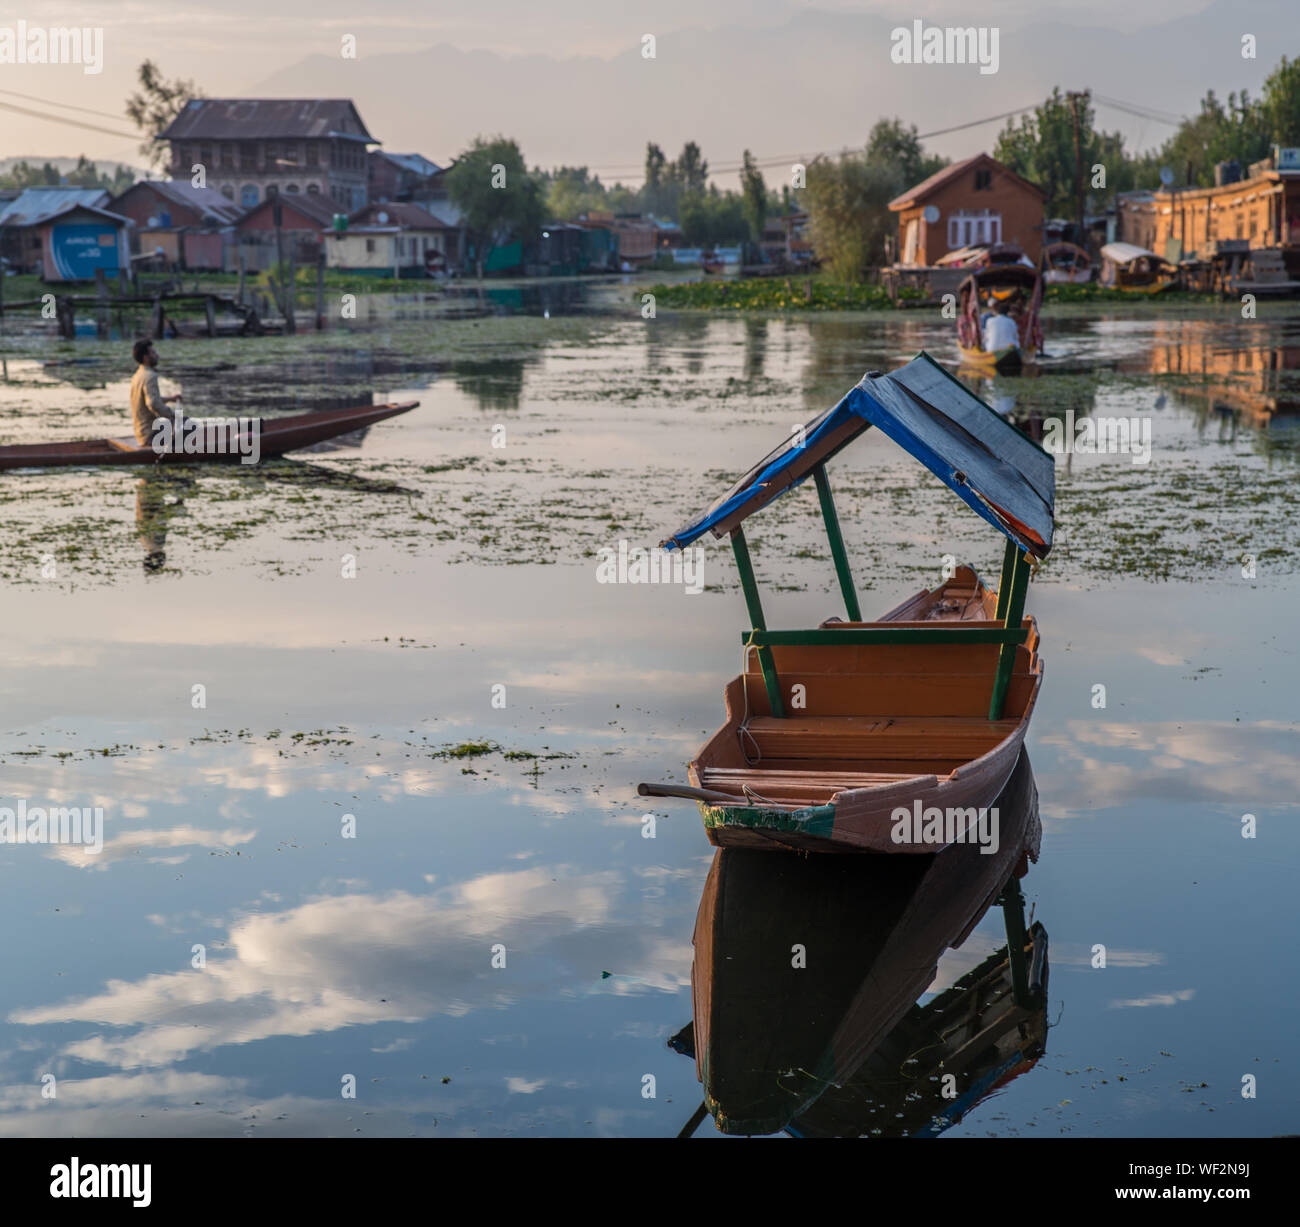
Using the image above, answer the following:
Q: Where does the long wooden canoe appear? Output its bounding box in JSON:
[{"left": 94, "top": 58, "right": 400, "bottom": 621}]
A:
[
  {"left": 687, "top": 748, "right": 1041, "bottom": 1135},
  {"left": 0, "top": 401, "right": 419, "bottom": 471},
  {"left": 680, "top": 566, "right": 1042, "bottom": 853}
]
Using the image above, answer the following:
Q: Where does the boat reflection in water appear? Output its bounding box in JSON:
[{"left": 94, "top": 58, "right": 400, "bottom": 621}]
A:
[{"left": 673, "top": 749, "right": 1048, "bottom": 1138}]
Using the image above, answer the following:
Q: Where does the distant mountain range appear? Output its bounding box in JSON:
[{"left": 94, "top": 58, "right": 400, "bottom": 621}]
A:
[{"left": 244, "top": 0, "right": 1291, "bottom": 180}]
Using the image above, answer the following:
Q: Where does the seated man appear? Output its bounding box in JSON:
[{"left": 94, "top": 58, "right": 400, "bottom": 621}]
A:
[
  {"left": 982, "top": 299, "right": 1020, "bottom": 353},
  {"left": 129, "top": 338, "right": 182, "bottom": 446}
]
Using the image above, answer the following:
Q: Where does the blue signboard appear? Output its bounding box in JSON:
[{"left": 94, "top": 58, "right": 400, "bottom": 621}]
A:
[{"left": 50, "top": 222, "right": 121, "bottom": 280}]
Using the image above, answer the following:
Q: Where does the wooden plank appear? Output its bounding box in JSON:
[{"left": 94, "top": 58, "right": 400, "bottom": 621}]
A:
[{"left": 747, "top": 626, "right": 1027, "bottom": 646}]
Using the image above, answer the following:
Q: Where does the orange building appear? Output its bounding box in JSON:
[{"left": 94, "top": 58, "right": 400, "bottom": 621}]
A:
[
  {"left": 1116, "top": 162, "right": 1300, "bottom": 269},
  {"left": 889, "top": 153, "right": 1046, "bottom": 267}
]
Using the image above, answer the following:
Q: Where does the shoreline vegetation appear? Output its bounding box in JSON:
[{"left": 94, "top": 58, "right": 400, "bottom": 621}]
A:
[{"left": 643, "top": 276, "right": 1226, "bottom": 312}]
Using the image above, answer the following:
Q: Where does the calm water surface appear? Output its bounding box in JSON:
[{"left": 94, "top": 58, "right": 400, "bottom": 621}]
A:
[{"left": 0, "top": 285, "right": 1295, "bottom": 1136}]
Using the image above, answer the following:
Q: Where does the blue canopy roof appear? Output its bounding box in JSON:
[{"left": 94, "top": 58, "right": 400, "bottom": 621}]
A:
[{"left": 661, "top": 352, "right": 1055, "bottom": 557}]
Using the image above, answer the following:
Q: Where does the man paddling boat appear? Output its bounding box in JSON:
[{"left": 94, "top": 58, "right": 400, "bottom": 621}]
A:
[{"left": 129, "top": 339, "right": 183, "bottom": 446}]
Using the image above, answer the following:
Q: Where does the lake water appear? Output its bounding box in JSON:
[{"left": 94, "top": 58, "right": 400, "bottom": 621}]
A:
[{"left": 0, "top": 281, "right": 1295, "bottom": 1137}]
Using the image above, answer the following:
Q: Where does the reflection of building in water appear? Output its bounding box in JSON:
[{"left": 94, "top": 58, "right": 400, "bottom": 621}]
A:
[
  {"left": 1139, "top": 323, "right": 1300, "bottom": 427},
  {"left": 674, "top": 750, "right": 1047, "bottom": 1138}
]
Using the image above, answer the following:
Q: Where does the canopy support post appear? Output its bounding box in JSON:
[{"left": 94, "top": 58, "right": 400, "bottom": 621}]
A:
[
  {"left": 731, "top": 527, "right": 784, "bottom": 719},
  {"left": 994, "top": 538, "right": 1017, "bottom": 621},
  {"left": 813, "top": 463, "right": 861, "bottom": 622},
  {"left": 989, "top": 544, "right": 1029, "bottom": 720}
]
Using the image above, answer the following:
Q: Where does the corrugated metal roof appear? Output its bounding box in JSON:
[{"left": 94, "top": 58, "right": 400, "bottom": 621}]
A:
[
  {"left": 159, "top": 99, "right": 376, "bottom": 143},
  {"left": 351, "top": 202, "right": 452, "bottom": 230},
  {"left": 236, "top": 190, "right": 340, "bottom": 227},
  {"left": 419, "top": 200, "right": 463, "bottom": 228},
  {"left": 375, "top": 152, "right": 441, "bottom": 177},
  {"left": 115, "top": 180, "right": 244, "bottom": 225},
  {"left": 0, "top": 187, "right": 110, "bottom": 227}
]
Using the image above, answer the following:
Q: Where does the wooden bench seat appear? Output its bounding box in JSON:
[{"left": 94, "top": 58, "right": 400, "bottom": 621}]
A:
[
  {"left": 743, "top": 714, "right": 1020, "bottom": 762},
  {"left": 698, "top": 765, "right": 937, "bottom": 807}
]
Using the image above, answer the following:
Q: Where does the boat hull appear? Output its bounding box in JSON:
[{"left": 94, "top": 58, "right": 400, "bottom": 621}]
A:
[
  {"left": 959, "top": 344, "right": 1026, "bottom": 371},
  {"left": 688, "top": 567, "right": 1043, "bottom": 853},
  {"left": 0, "top": 401, "right": 419, "bottom": 471},
  {"left": 691, "top": 748, "right": 1041, "bottom": 1134}
]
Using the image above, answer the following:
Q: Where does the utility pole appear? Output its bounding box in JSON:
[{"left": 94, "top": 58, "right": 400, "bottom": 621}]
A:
[{"left": 1066, "top": 91, "right": 1088, "bottom": 242}]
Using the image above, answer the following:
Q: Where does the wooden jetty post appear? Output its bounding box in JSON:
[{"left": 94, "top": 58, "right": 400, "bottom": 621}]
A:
[{"left": 315, "top": 250, "right": 326, "bottom": 330}]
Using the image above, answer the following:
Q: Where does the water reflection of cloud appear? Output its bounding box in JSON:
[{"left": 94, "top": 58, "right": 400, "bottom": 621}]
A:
[
  {"left": 47, "top": 825, "right": 257, "bottom": 870},
  {"left": 1039, "top": 721, "right": 1300, "bottom": 811},
  {"left": 8, "top": 866, "right": 688, "bottom": 1070},
  {"left": 1108, "top": 990, "right": 1195, "bottom": 1009}
]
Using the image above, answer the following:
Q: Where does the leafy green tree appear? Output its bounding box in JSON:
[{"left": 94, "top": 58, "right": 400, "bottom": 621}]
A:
[
  {"left": 805, "top": 155, "right": 901, "bottom": 282},
  {"left": 446, "top": 136, "right": 545, "bottom": 277},
  {"left": 740, "top": 150, "right": 767, "bottom": 240},
  {"left": 679, "top": 189, "right": 748, "bottom": 246},
  {"left": 866, "top": 118, "right": 947, "bottom": 187},
  {"left": 1260, "top": 56, "right": 1300, "bottom": 145},
  {"left": 125, "top": 60, "right": 203, "bottom": 170},
  {"left": 1155, "top": 90, "right": 1269, "bottom": 185},
  {"left": 542, "top": 166, "right": 608, "bottom": 220}
]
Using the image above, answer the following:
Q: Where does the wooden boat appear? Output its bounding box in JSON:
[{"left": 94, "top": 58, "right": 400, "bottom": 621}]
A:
[
  {"left": 0, "top": 401, "right": 418, "bottom": 471},
  {"left": 958, "top": 343, "right": 1023, "bottom": 372},
  {"left": 1099, "top": 242, "right": 1175, "bottom": 293},
  {"left": 639, "top": 352, "right": 1054, "bottom": 853},
  {"left": 956, "top": 257, "right": 1043, "bottom": 368},
  {"left": 788, "top": 919, "right": 1049, "bottom": 1138},
  {"left": 1043, "top": 239, "right": 1092, "bottom": 284},
  {"left": 677, "top": 749, "right": 1043, "bottom": 1135}
]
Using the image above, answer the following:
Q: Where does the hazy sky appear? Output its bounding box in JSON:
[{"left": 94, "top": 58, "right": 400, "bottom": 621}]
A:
[{"left": 0, "top": 0, "right": 1255, "bottom": 175}]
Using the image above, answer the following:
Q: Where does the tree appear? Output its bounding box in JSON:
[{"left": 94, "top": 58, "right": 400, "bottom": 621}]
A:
[
  {"left": 866, "top": 118, "right": 947, "bottom": 187},
  {"left": 674, "top": 142, "right": 709, "bottom": 193},
  {"left": 740, "top": 150, "right": 767, "bottom": 241},
  {"left": 446, "top": 136, "right": 545, "bottom": 277},
  {"left": 125, "top": 60, "right": 202, "bottom": 170},
  {"left": 804, "top": 154, "right": 901, "bottom": 282},
  {"left": 1260, "top": 56, "right": 1300, "bottom": 145},
  {"left": 542, "top": 166, "right": 607, "bottom": 220},
  {"left": 1155, "top": 90, "right": 1269, "bottom": 186},
  {"left": 679, "top": 190, "right": 748, "bottom": 247}
]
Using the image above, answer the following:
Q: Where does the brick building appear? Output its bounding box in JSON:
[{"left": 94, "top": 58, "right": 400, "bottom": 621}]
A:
[{"left": 889, "top": 153, "right": 1046, "bottom": 267}]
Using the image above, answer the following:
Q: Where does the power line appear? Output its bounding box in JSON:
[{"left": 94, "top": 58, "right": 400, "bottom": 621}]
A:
[
  {"left": 0, "top": 99, "right": 138, "bottom": 140},
  {"left": 0, "top": 86, "right": 131, "bottom": 122}
]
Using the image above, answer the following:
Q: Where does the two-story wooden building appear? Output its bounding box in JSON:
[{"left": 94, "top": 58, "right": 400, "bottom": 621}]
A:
[
  {"left": 889, "top": 153, "right": 1046, "bottom": 267},
  {"left": 157, "top": 99, "right": 377, "bottom": 213}
]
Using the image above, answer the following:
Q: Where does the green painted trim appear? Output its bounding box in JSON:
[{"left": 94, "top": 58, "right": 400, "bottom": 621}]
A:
[
  {"left": 988, "top": 548, "right": 1030, "bottom": 719},
  {"left": 813, "top": 464, "right": 861, "bottom": 622},
  {"left": 994, "top": 537, "right": 1017, "bottom": 621},
  {"left": 731, "top": 528, "right": 784, "bottom": 718},
  {"left": 699, "top": 799, "right": 837, "bottom": 840},
  {"left": 745, "top": 626, "right": 1028, "bottom": 647}
]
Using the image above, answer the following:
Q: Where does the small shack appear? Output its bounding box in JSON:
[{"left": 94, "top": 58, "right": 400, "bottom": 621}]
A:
[
  {"left": 0, "top": 187, "right": 128, "bottom": 281},
  {"left": 109, "top": 180, "right": 243, "bottom": 272}
]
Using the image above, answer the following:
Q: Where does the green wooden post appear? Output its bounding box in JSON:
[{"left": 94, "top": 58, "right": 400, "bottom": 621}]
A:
[
  {"left": 1000, "top": 877, "right": 1033, "bottom": 1008},
  {"left": 994, "top": 537, "right": 1017, "bottom": 621},
  {"left": 813, "top": 464, "right": 861, "bottom": 622},
  {"left": 731, "top": 527, "right": 785, "bottom": 718},
  {"left": 988, "top": 545, "right": 1029, "bottom": 720}
]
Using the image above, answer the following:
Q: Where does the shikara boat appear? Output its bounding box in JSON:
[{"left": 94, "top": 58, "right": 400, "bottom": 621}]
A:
[
  {"left": 674, "top": 750, "right": 1044, "bottom": 1136},
  {"left": 1099, "top": 242, "right": 1175, "bottom": 293},
  {"left": 956, "top": 258, "right": 1043, "bottom": 368},
  {"left": 1043, "top": 240, "right": 1092, "bottom": 284},
  {"left": 0, "top": 401, "right": 419, "bottom": 471},
  {"left": 638, "top": 351, "right": 1054, "bottom": 853}
]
